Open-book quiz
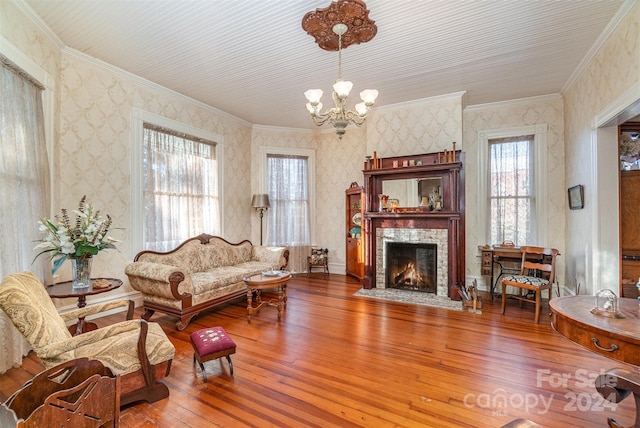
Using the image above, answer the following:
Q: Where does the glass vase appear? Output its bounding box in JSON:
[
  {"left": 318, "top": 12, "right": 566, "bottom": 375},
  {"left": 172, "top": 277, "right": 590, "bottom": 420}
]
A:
[{"left": 71, "top": 257, "right": 92, "bottom": 288}]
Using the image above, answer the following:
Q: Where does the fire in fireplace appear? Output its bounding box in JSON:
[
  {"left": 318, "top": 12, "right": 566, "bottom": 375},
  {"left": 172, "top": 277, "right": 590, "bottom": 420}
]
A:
[{"left": 386, "top": 242, "right": 437, "bottom": 292}]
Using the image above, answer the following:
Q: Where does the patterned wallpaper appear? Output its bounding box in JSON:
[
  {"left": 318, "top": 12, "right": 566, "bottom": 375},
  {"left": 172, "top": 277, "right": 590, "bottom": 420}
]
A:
[
  {"left": 563, "top": 2, "right": 639, "bottom": 294},
  {"left": 367, "top": 93, "right": 464, "bottom": 157}
]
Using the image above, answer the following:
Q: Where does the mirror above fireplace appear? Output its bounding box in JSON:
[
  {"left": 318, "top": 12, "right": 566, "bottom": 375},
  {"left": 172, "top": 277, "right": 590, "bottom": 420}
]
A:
[{"left": 382, "top": 177, "right": 443, "bottom": 208}]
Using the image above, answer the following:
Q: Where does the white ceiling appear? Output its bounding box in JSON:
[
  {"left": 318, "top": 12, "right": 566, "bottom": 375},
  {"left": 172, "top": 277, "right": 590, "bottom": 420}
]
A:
[{"left": 22, "top": 0, "right": 630, "bottom": 130}]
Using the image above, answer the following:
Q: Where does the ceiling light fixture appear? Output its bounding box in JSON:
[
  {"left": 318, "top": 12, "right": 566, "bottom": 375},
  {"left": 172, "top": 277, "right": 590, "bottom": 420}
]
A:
[{"left": 302, "top": 0, "right": 378, "bottom": 139}]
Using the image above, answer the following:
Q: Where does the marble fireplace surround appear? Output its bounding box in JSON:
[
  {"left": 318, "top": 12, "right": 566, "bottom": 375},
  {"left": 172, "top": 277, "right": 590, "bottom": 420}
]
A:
[{"left": 376, "top": 227, "right": 448, "bottom": 296}]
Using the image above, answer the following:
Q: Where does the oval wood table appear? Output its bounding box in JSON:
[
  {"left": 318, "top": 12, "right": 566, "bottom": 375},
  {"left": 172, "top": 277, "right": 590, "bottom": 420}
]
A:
[
  {"left": 550, "top": 296, "right": 640, "bottom": 428},
  {"left": 46, "top": 278, "right": 123, "bottom": 335},
  {"left": 243, "top": 271, "right": 291, "bottom": 323}
]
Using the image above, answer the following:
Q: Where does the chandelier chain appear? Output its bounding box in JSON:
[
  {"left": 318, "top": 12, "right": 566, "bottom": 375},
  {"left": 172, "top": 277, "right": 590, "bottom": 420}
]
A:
[{"left": 337, "top": 33, "right": 343, "bottom": 81}]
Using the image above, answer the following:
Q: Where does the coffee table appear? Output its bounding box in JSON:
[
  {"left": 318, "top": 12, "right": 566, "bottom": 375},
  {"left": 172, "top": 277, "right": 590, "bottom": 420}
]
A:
[
  {"left": 243, "top": 271, "right": 291, "bottom": 323},
  {"left": 46, "top": 278, "right": 123, "bottom": 335}
]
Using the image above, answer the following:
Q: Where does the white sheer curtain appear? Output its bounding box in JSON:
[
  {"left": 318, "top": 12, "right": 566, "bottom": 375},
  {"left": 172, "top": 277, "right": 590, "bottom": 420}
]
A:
[
  {"left": 489, "top": 135, "right": 535, "bottom": 246},
  {"left": 0, "top": 56, "right": 51, "bottom": 373},
  {"left": 143, "top": 124, "right": 220, "bottom": 252},
  {"left": 265, "top": 154, "right": 311, "bottom": 272}
]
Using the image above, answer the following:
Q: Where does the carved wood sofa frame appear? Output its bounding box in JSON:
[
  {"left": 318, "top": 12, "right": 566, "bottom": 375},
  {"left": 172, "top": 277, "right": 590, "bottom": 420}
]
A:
[{"left": 128, "top": 234, "right": 289, "bottom": 330}]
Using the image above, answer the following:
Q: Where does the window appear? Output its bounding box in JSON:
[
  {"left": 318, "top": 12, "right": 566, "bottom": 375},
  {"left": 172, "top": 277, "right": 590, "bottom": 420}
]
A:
[
  {"left": 478, "top": 124, "right": 548, "bottom": 246},
  {"left": 260, "top": 147, "right": 315, "bottom": 272},
  {"left": 132, "top": 110, "right": 223, "bottom": 254},
  {"left": 488, "top": 135, "right": 535, "bottom": 245}
]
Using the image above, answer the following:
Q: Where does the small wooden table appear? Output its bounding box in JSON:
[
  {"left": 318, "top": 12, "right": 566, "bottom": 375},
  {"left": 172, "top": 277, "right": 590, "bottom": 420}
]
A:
[
  {"left": 243, "top": 271, "right": 291, "bottom": 323},
  {"left": 46, "top": 278, "right": 122, "bottom": 335}
]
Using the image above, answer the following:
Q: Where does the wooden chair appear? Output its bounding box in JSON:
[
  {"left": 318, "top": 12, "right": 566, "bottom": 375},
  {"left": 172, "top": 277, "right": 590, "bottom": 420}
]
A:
[
  {"left": 0, "top": 358, "right": 119, "bottom": 427},
  {"left": 0, "top": 271, "right": 175, "bottom": 406},
  {"left": 501, "top": 246, "right": 559, "bottom": 323},
  {"left": 595, "top": 367, "right": 640, "bottom": 428}
]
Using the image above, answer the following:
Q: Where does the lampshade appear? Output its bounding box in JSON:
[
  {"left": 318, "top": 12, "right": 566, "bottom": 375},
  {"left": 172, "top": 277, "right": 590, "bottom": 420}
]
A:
[
  {"left": 251, "top": 194, "right": 270, "bottom": 209},
  {"left": 333, "top": 80, "right": 353, "bottom": 99}
]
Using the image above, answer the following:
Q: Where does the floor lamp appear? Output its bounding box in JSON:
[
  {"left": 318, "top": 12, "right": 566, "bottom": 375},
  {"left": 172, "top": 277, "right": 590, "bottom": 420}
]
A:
[{"left": 251, "top": 194, "right": 270, "bottom": 245}]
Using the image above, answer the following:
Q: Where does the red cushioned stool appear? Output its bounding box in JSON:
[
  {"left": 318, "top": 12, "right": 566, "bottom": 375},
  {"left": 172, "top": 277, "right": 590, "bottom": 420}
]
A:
[{"left": 190, "top": 326, "right": 236, "bottom": 381}]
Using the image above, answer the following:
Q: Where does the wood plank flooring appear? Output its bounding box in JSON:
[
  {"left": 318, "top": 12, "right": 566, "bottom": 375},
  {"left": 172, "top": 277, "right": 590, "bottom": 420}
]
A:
[{"left": 1, "top": 274, "right": 636, "bottom": 427}]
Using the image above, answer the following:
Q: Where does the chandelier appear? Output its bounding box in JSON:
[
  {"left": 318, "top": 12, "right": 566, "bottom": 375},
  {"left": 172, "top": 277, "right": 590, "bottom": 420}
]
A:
[{"left": 302, "top": 0, "right": 378, "bottom": 139}]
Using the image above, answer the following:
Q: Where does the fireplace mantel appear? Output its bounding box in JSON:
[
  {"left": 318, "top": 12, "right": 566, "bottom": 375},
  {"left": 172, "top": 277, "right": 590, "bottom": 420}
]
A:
[{"left": 362, "top": 151, "right": 465, "bottom": 299}]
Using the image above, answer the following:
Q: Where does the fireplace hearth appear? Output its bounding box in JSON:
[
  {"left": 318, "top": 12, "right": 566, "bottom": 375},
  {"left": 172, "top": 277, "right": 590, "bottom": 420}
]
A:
[{"left": 386, "top": 242, "right": 437, "bottom": 292}]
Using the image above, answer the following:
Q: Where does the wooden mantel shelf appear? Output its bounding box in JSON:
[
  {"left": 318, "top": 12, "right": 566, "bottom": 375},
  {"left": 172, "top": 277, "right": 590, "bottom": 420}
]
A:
[{"left": 365, "top": 211, "right": 460, "bottom": 219}]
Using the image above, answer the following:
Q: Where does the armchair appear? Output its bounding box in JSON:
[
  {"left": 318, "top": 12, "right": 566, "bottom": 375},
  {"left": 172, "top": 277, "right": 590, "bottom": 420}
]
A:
[{"left": 0, "top": 271, "right": 175, "bottom": 406}]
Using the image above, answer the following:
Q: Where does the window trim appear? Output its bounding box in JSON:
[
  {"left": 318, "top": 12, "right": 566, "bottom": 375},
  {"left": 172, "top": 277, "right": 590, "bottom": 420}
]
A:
[
  {"left": 131, "top": 108, "right": 224, "bottom": 254},
  {"left": 259, "top": 146, "right": 316, "bottom": 245},
  {"left": 477, "top": 124, "right": 548, "bottom": 246}
]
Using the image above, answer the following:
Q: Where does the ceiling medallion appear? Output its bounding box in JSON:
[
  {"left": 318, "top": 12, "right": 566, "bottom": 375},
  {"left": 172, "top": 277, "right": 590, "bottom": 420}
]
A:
[{"left": 301, "top": 0, "right": 377, "bottom": 51}]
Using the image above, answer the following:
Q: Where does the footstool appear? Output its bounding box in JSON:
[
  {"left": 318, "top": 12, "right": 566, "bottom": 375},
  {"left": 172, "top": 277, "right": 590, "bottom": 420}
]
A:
[{"left": 190, "top": 326, "right": 236, "bottom": 381}]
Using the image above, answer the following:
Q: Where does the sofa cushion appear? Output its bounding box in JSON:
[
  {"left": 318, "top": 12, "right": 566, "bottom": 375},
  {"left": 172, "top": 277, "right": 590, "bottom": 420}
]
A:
[{"left": 191, "top": 267, "right": 249, "bottom": 295}]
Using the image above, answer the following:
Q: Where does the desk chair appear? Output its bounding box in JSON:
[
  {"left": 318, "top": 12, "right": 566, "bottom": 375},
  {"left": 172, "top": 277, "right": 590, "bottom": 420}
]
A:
[{"left": 501, "top": 246, "right": 559, "bottom": 323}]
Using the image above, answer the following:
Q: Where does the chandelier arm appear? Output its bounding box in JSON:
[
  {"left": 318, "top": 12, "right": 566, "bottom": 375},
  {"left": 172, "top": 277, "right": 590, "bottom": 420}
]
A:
[
  {"left": 311, "top": 112, "right": 333, "bottom": 127},
  {"left": 344, "top": 110, "right": 368, "bottom": 125}
]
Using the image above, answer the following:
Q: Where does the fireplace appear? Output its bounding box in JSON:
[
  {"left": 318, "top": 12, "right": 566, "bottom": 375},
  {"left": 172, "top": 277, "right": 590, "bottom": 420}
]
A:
[
  {"left": 386, "top": 242, "right": 437, "bottom": 292},
  {"left": 362, "top": 151, "right": 465, "bottom": 298},
  {"left": 376, "top": 228, "right": 449, "bottom": 296}
]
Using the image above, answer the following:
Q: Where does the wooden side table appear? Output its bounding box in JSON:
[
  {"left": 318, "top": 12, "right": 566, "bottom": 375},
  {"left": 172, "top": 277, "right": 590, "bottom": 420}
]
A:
[
  {"left": 243, "top": 271, "right": 291, "bottom": 323},
  {"left": 46, "top": 278, "right": 122, "bottom": 335}
]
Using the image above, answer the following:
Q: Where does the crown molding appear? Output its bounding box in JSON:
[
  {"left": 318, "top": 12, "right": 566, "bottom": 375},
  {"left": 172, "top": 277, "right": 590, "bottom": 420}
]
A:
[
  {"left": 251, "top": 124, "right": 317, "bottom": 134},
  {"left": 561, "top": 0, "right": 637, "bottom": 95},
  {"left": 376, "top": 91, "right": 467, "bottom": 112},
  {"left": 465, "top": 93, "right": 562, "bottom": 111},
  {"left": 14, "top": 0, "right": 65, "bottom": 49}
]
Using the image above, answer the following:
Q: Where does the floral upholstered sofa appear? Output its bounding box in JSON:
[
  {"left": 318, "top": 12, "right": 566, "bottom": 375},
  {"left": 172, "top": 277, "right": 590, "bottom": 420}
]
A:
[{"left": 125, "top": 233, "right": 289, "bottom": 330}]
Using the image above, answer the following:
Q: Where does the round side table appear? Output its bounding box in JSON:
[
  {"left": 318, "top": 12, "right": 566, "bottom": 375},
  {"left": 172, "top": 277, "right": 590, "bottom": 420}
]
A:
[{"left": 46, "top": 278, "right": 122, "bottom": 335}]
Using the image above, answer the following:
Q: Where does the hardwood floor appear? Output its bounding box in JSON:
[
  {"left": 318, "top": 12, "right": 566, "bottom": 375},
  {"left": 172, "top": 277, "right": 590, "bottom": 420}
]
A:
[{"left": 1, "top": 274, "right": 636, "bottom": 427}]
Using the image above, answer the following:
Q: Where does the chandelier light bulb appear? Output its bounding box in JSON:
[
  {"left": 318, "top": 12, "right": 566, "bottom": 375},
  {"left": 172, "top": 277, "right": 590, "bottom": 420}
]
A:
[
  {"left": 304, "top": 89, "right": 323, "bottom": 105},
  {"left": 333, "top": 80, "right": 353, "bottom": 99},
  {"left": 355, "top": 102, "right": 368, "bottom": 115},
  {"left": 360, "top": 89, "right": 379, "bottom": 105}
]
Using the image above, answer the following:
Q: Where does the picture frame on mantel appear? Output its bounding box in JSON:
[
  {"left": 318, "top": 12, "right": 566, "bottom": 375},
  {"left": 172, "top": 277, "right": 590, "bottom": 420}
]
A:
[{"left": 568, "top": 185, "right": 584, "bottom": 210}]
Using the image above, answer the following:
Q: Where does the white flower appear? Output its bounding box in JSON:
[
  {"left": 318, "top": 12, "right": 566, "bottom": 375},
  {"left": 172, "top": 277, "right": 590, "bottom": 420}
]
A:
[{"left": 33, "top": 196, "right": 118, "bottom": 275}]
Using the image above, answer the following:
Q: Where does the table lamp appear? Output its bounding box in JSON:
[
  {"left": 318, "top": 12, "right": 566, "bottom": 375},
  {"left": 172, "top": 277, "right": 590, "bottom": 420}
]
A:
[{"left": 251, "top": 194, "right": 270, "bottom": 245}]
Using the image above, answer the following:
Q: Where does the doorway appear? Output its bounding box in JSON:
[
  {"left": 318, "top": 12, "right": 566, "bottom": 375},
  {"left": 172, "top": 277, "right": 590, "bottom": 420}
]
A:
[{"left": 619, "top": 117, "right": 640, "bottom": 297}]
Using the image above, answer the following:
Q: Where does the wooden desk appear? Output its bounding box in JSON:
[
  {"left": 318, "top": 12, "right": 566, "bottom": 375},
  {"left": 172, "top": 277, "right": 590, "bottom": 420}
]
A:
[
  {"left": 478, "top": 246, "right": 523, "bottom": 300},
  {"left": 46, "top": 278, "right": 122, "bottom": 335}
]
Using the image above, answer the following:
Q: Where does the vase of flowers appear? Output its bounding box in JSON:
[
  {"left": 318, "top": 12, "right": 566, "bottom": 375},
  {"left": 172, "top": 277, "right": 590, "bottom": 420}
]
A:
[
  {"left": 70, "top": 256, "right": 93, "bottom": 288},
  {"left": 34, "top": 196, "right": 118, "bottom": 288}
]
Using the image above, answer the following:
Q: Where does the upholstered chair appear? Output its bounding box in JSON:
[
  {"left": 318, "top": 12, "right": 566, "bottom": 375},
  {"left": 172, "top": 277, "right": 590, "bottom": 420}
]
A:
[{"left": 0, "top": 271, "right": 175, "bottom": 406}]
